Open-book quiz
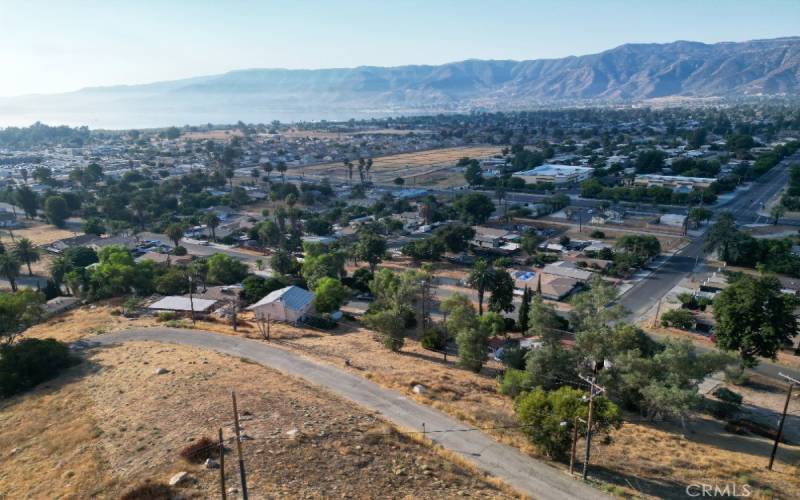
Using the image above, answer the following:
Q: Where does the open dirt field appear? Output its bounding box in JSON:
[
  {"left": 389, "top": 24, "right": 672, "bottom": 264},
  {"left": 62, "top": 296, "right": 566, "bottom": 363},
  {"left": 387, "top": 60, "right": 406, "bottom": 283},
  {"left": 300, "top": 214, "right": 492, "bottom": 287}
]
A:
[
  {"left": 0, "top": 340, "right": 510, "bottom": 499},
  {"left": 181, "top": 130, "right": 244, "bottom": 141},
  {"left": 302, "top": 146, "right": 502, "bottom": 187},
  {"left": 1, "top": 223, "right": 77, "bottom": 246},
  {"left": 525, "top": 218, "right": 688, "bottom": 253}
]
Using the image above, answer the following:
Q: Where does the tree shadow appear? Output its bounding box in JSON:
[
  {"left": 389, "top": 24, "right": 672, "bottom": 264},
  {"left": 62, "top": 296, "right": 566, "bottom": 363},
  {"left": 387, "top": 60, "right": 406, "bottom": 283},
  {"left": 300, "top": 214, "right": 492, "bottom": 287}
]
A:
[{"left": 587, "top": 464, "right": 693, "bottom": 499}]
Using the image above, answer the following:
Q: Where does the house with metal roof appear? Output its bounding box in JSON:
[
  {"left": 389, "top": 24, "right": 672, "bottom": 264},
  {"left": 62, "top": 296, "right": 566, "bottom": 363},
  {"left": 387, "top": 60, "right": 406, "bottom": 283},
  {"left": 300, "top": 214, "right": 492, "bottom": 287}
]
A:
[{"left": 247, "top": 285, "right": 315, "bottom": 324}]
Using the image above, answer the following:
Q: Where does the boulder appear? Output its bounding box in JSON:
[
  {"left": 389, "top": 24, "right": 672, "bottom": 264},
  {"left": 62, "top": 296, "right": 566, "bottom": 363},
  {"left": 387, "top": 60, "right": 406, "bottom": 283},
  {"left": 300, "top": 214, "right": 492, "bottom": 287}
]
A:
[
  {"left": 169, "top": 471, "right": 189, "bottom": 486},
  {"left": 154, "top": 367, "right": 169, "bottom": 375}
]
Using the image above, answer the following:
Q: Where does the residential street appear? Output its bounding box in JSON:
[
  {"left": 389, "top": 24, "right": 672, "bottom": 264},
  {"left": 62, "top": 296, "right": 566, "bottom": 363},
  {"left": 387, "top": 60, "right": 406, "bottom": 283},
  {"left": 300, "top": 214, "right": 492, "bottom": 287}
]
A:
[{"left": 83, "top": 327, "right": 608, "bottom": 500}]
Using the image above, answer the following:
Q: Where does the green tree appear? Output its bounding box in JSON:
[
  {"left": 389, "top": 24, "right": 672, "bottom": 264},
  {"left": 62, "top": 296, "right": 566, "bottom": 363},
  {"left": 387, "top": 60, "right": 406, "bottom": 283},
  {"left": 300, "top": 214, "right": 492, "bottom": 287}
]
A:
[
  {"left": 688, "top": 207, "right": 712, "bottom": 226},
  {"left": 0, "top": 253, "right": 22, "bottom": 291},
  {"left": 82, "top": 218, "right": 106, "bottom": 236},
  {"left": 43, "top": 195, "right": 69, "bottom": 228},
  {"left": 13, "top": 238, "right": 39, "bottom": 276},
  {"left": 203, "top": 213, "right": 221, "bottom": 242},
  {"left": 713, "top": 274, "right": 798, "bottom": 367},
  {"left": 313, "top": 277, "right": 348, "bottom": 313},
  {"left": 704, "top": 212, "right": 737, "bottom": 256},
  {"left": 301, "top": 243, "right": 345, "bottom": 289},
  {"left": 355, "top": 229, "right": 387, "bottom": 273},
  {"left": 464, "top": 160, "right": 483, "bottom": 186},
  {"left": 164, "top": 223, "right": 184, "bottom": 249},
  {"left": 453, "top": 193, "right": 494, "bottom": 225},
  {"left": 270, "top": 249, "right": 297, "bottom": 276},
  {"left": 433, "top": 224, "right": 476, "bottom": 253},
  {"left": 488, "top": 267, "right": 515, "bottom": 314},
  {"left": 518, "top": 286, "right": 532, "bottom": 333},
  {"left": 0, "top": 289, "right": 45, "bottom": 344},
  {"left": 206, "top": 253, "right": 249, "bottom": 285},
  {"left": 515, "top": 386, "right": 621, "bottom": 461},
  {"left": 466, "top": 258, "right": 495, "bottom": 315},
  {"left": 364, "top": 308, "right": 407, "bottom": 351},
  {"left": 524, "top": 340, "right": 579, "bottom": 390},
  {"left": 15, "top": 186, "right": 38, "bottom": 219},
  {"left": 770, "top": 204, "right": 786, "bottom": 225}
]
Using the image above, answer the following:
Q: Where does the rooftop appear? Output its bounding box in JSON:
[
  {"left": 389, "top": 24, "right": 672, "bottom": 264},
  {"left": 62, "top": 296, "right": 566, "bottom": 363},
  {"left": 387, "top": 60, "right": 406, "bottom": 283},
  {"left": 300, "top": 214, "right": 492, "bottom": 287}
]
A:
[{"left": 515, "top": 164, "right": 594, "bottom": 177}]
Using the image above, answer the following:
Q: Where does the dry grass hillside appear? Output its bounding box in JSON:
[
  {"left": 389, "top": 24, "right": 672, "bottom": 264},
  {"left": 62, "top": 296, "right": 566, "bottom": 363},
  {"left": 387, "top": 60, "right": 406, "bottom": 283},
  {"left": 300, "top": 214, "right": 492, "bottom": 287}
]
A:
[{"left": 0, "top": 341, "right": 511, "bottom": 499}]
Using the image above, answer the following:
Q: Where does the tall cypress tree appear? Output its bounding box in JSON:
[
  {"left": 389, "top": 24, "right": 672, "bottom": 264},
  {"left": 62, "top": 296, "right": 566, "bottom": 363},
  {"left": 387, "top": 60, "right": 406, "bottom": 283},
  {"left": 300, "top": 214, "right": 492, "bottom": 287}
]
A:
[{"left": 519, "top": 286, "right": 531, "bottom": 334}]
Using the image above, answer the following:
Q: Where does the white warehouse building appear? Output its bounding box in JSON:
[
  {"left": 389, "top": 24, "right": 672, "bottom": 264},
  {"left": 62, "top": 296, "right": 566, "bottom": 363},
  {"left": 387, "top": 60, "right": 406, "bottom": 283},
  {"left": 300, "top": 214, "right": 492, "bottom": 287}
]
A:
[{"left": 513, "top": 164, "right": 594, "bottom": 185}]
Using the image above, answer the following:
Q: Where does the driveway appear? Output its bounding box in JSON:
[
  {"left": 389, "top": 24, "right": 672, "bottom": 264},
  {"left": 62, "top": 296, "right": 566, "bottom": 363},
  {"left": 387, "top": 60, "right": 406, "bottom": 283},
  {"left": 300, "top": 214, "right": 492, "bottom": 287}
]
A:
[{"left": 82, "top": 327, "right": 607, "bottom": 500}]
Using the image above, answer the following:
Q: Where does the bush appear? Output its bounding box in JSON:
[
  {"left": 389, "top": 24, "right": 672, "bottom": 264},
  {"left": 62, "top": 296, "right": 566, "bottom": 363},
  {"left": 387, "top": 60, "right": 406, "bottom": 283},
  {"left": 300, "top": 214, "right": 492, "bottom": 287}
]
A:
[
  {"left": 157, "top": 311, "right": 177, "bottom": 322},
  {"left": 180, "top": 436, "right": 217, "bottom": 463},
  {"left": 500, "top": 368, "right": 533, "bottom": 397},
  {"left": 0, "top": 338, "right": 78, "bottom": 398},
  {"left": 420, "top": 323, "right": 448, "bottom": 351},
  {"left": 590, "top": 230, "right": 605, "bottom": 239},
  {"left": 724, "top": 364, "right": 749, "bottom": 385},
  {"left": 499, "top": 345, "right": 528, "bottom": 370},
  {"left": 121, "top": 482, "right": 174, "bottom": 500},
  {"left": 713, "top": 387, "right": 743, "bottom": 405},
  {"left": 303, "top": 314, "right": 338, "bottom": 330},
  {"left": 660, "top": 309, "right": 695, "bottom": 330},
  {"left": 706, "top": 399, "right": 740, "bottom": 420},
  {"left": 172, "top": 245, "right": 188, "bottom": 256}
]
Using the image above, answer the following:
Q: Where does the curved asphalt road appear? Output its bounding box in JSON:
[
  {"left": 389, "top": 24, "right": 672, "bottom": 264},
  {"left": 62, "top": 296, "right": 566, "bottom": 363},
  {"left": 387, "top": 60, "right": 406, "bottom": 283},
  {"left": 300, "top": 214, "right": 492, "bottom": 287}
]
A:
[{"left": 80, "top": 327, "right": 607, "bottom": 500}]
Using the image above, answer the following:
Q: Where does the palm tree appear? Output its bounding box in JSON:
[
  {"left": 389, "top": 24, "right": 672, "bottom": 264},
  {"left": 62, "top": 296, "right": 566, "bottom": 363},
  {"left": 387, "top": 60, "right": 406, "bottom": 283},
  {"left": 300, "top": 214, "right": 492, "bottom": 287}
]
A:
[
  {"left": 365, "top": 158, "right": 373, "bottom": 183},
  {"left": 203, "top": 213, "right": 221, "bottom": 242},
  {"left": 262, "top": 162, "right": 273, "bottom": 181},
  {"left": 13, "top": 238, "right": 39, "bottom": 276},
  {"left": 49, "top": 255, "right": 71, "bottom": 291},
  {"left": 277, "top": 162, "right": 288, "bottom": 183},
  {"left": 164, "top": 223, "right": 184, "bottom": 249},
  {"left": 0, "top": 253, "right": 21, "bottom": 291},
  {"left": 345, "top": 160, "right": 354, "bottom": 185},
  {"left": 467, "top": 258, "right": 495, "bottom": 316}
]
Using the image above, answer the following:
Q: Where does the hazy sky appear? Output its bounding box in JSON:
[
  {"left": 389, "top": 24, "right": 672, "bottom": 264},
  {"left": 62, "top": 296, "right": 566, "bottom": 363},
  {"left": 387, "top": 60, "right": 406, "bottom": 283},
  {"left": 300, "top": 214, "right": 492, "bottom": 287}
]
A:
[{"left": 1, "top": 0, "right": 798, "bottom": 97}]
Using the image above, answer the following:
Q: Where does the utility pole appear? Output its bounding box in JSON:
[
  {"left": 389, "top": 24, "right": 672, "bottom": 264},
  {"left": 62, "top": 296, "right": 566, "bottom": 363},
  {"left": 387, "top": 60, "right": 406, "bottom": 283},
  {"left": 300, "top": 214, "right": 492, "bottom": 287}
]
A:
[
  {"left": 768, "top": 372, "right": 799, "bottom": 470},
  {"left": 218, "top": 428, "right": 226, "bottom": 500},
  {"left": 231, "top": 392, "right": 248, "bottom": 500},
  {"left": 579, "top": 375, "right": 606, "bottom": 480},
  {"left": 651, "top": 299, "right": 662, "bottom": 328},
  {"left": 188, "top": 274, "right": 196, "bottom": 325}
]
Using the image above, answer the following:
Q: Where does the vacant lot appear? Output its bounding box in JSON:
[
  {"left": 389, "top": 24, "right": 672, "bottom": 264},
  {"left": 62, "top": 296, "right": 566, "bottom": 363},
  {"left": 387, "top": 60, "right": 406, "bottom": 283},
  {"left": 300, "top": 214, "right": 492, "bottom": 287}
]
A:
[
  {"left": 0, "top": 341, "right": 510, "bottom": 499},
  {"left": 303, "top": 145, "right": 502, "bottom": 187},
  {"left": 1, "top": 223, "right": 76, "bottom": 246},
  {"left": 24, "top": 303, "right": 800, "bottom": 498}
]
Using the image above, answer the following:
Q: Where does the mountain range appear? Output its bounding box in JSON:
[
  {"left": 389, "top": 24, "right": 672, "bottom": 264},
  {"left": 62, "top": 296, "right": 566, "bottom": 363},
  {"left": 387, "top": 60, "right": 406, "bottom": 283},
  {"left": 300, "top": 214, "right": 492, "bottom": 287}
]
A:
[{"left": 1, "top": 37, "right": 799, "bottom": 129}]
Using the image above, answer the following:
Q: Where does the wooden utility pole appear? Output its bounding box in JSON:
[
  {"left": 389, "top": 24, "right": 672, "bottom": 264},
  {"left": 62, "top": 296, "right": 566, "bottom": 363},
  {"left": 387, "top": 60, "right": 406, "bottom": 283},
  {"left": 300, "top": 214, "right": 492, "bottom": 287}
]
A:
[
  {"left": 579, "top": 375, "right": 605, "bottom": 480},
  {"left": 188, "top": 275, "right": 196, "bottom": 325},
  {"left": 218, "top": 428, "right": 226, "bottom": 500},
  {"left": 231, "top": 392, "right": 248, "bottom": 499},
  {"left": 768, "top": 372, "right": 799, "bottom": 470},
  {"left": 651, "top": 299, "right": 662, "bottom": 328},
  {"left": 231, "top": 299, "right": 238, "bottom": 332}
]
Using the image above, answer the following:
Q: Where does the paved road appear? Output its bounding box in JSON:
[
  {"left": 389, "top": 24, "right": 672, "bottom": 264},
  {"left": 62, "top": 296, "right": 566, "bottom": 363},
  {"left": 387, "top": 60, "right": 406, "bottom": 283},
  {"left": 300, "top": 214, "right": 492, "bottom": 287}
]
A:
[
  {"left": 618, "top": 152, "right": 800, "bottom": 382},
  {"left": 83, "top": 327, "right": 607, "bottom": 500}
]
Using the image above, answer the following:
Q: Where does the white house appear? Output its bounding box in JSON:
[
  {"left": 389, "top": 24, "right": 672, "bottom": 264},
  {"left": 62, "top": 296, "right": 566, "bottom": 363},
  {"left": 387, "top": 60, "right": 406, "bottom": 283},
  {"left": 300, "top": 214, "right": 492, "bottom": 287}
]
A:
[{"left": 247, "top": 286, "right": 315, "bottom": 323}]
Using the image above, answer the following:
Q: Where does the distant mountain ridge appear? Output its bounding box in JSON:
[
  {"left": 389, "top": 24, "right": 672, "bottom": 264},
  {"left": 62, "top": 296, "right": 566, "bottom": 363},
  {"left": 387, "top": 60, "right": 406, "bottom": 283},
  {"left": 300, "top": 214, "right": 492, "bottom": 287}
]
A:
[{"left": 2, "top": 37, "right": 799, "bottom": 128}]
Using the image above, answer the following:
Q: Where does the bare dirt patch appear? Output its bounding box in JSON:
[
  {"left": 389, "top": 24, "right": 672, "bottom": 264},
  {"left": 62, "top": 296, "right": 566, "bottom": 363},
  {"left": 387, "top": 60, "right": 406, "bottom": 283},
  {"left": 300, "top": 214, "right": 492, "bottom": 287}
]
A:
[{"left": 2, "top": 223, "right": 77, "bottom": 246}]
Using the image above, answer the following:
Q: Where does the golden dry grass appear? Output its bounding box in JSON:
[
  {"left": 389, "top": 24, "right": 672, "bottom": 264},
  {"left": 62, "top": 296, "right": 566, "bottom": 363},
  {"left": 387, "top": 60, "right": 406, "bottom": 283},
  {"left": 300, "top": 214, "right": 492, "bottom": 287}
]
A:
[
  {"left": 1, "top": 223, "right": 77, "bottom": 246},
  {"left": 26, "top": 303, "right": 800, "bottom": 498},
  {"left": 0, "top": 341, "right": 511, "bottom": 499}
]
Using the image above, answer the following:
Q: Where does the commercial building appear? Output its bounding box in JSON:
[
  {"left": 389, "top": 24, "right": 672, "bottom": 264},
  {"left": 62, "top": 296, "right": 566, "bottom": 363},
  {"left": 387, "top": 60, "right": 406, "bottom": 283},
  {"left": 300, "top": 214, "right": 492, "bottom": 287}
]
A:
[
  {"left": 633, "top": 174, "right": 715, "bottom": 191},
  {"left": 513, "top": 164, "right": 594, "bottom": 185}
]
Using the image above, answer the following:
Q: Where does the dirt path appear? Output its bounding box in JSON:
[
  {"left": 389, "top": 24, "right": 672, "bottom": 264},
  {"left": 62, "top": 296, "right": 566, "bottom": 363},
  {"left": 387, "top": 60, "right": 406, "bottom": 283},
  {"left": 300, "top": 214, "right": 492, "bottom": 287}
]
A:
[{"left": 83, "top": 327, "right": 608, "bottom": 500}]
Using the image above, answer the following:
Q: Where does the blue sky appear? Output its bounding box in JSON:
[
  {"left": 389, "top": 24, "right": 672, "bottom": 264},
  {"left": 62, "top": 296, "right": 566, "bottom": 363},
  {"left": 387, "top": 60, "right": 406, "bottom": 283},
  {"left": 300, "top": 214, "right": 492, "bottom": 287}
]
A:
[{"left": 1, "top": 0, "right": 798, "bottom": 97}]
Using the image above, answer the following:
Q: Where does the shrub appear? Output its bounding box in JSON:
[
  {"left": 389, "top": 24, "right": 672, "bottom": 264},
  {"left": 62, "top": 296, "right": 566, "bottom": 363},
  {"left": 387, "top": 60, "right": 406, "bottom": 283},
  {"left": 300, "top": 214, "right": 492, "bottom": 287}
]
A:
[
  {"left": 0, "top": 338, "right": 78, "bottom": 398},
  {"left": 500, "top": 368, "right": 533, "bottom": 397},
  {"left": 724, "top": 364, "right": 748, "bottom": 385},
  {"left": 303, "top": 314, "right": 337, "bottom": 330},
  {"left": 713, "top": 387, "right": 743, "bottom": 405},
  {"left": 590, "top": 230, "right": 606, "bottom": 239},
  {"left": 121, "top": 482, "right": 174, "bottom": 500},
  {"left": 660, "top": 309, "right": 695, "bottom": 330},
  {"left": 157, "top": 311, "right": 177, "bottom": 322},
  {"left": 172, "top": 245, "right": 188, "bottom": 256},
  {"left": 420, "top": 323, "right": 448, "bottom": 351},
  {"left": 499, "top": 345, "right": 528, "bottom": 370},
  {"left": 180, "top": 436, "right": 217, "bottom": 463}
]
